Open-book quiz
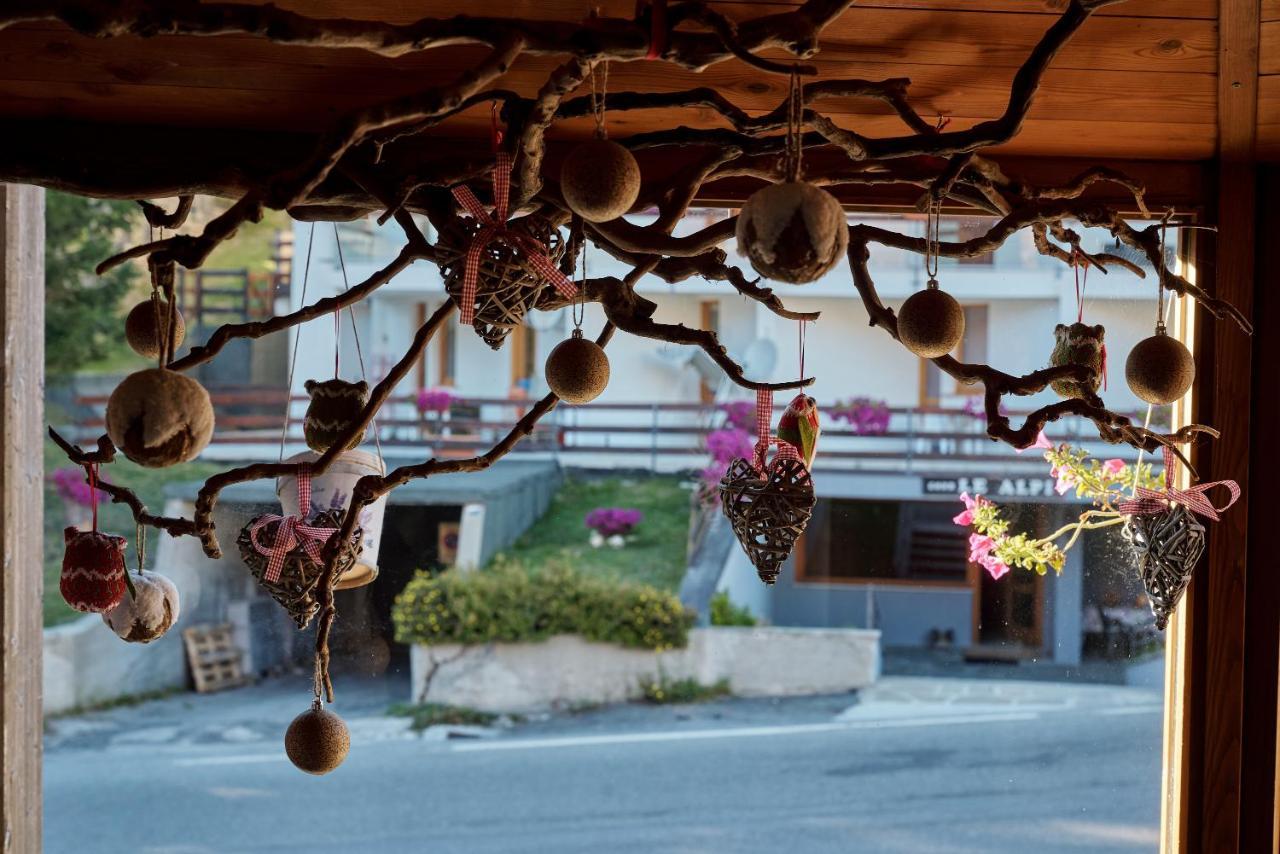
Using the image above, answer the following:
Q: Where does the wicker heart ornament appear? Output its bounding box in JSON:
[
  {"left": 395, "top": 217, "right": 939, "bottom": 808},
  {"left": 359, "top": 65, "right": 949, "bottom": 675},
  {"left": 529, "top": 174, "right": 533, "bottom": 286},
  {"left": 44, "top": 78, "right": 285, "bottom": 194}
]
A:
[{"left": 719, "top": 456, "right": 815, "bottom": 584}]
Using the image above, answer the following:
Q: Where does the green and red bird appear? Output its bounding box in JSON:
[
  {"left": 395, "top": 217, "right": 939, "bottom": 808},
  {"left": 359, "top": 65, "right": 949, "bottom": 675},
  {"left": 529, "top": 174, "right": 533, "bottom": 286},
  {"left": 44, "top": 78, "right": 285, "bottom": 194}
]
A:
[{"left": 776, "top": 393, "right": 821, "bottom": 468}]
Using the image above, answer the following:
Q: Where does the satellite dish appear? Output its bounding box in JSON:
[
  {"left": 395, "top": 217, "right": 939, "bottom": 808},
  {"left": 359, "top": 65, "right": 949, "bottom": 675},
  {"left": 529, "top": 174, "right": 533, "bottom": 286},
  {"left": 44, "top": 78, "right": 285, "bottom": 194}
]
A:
[{"left": 740, "top": 338, "right": 778, "bottom": 380}]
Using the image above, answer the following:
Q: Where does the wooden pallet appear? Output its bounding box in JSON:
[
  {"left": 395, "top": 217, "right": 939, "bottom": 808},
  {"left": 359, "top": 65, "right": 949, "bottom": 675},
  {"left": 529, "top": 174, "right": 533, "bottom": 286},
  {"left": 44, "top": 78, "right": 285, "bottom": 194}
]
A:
[{"left": 183, "top": 623, "right": 248, "bottom": 693}]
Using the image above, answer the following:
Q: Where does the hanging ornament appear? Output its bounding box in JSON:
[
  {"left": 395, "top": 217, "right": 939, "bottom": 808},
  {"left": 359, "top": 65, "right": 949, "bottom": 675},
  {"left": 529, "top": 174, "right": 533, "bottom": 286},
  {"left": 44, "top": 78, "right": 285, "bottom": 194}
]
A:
[
  {"left": 560, "top": 63, "right": 641, "bottom": 223},
  {"left": 719, "top": 387, "right": 816, "bottom": 584},
  {"left": 439, "top": 150, "right": 577, "bottom": 348},
  {"left": 1119, "top": 447, "right": 1239, "bottom": 629},
  {"left": 103, "top": 526, "right": 180, "bottom": 643},
  {"left": 1049, "top": 322, "right": 1106, "bottom": 399},
  {"left": 545, "top": 229, "right": 610, "bottom": 404},
  {"left": 236, "top": 466, "right": 363, "bottom": 628},
  {"left": 124, "top": 298, "right": 185, "bottom": 360},
  {"left": 736, "top": 70, "right": 847, "bottom": 285},
  {"left": 1127, "top": 214, "right": 1195, "bottom": 405},
  {"left": 303, "top": 379, "right": 369, "bottom": 453},
  {"left": 285, "top": 701, "right": 350, "bottom": 775},
  {"left": 897, "top": 201, "right": 965, "bottom": 358},
  {"left": 775, "top": 322, "right": 821, "bottom": 467},
  {"left": 105, "top": 368, "right": 215, "bottom": 468},
  {"left": 61, "top": 464, "right": 129, "bottom": 613}
]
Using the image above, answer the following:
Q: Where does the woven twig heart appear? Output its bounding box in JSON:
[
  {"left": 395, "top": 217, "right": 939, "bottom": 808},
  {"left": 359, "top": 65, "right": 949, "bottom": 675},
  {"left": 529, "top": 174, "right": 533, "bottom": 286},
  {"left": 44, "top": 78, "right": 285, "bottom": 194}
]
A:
[
  {"left": 236, "top": 510, "right": 362, "bottom": 629},
  {"left": 1123, "top": 504, "right": 1205, "bottom": 630},
  {"left": 718, "top": 456, "right": 815, "bottom": 584}
]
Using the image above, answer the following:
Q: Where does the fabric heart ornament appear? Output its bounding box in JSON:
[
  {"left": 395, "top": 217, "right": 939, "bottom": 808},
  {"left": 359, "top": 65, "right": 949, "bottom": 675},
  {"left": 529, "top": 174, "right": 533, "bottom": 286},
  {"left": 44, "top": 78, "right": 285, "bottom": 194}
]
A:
[
  {"left": 717, "top": 389, "right": 816, "bottom": 584},
  {"left": 61, "top": 527, "right": 128, "bottom": 614}
]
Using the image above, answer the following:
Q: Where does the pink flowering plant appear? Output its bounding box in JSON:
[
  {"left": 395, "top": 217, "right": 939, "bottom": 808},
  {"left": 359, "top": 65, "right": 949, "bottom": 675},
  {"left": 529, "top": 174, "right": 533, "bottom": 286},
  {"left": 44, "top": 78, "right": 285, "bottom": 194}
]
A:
[
  {"left": 827, "top": 397, "right": 891, "bottom": 435},
  {"left": 696, "top": 403, "right": 758, "bottom": 506},
  {"left": 954, "top": 433, "right": 1162, "bottom": 580},
  {"left": 416, "top": 387, "right": 454, "bottom": 415},
  {"left": 50, "top": 467, "right": 106, "bottom": 507},
  {"left": 585, "top": 508, "right": 643, "bottom": 537}
]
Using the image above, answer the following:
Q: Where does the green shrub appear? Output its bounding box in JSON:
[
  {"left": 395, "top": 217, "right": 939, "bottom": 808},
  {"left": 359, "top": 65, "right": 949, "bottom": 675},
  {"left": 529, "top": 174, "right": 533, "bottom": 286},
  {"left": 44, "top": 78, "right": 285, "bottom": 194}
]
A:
[
  {"left": 392, "top": 557, "right": 694, "bottom": 651},
  {"left": 709, "top": 591, "right": 757, "bottom": 627},
  {"left": 639, "top": 675, "right": 731, "bottom": 705},
  {"left": 387, "top": 703, "right": 502, "bottom": 731}
]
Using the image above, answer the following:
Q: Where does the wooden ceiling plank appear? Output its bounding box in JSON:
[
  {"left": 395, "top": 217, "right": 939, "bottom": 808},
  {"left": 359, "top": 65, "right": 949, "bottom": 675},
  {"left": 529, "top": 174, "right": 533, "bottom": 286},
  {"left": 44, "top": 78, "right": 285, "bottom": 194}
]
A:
[
  {"left": 1264, "top": 0, "right": 1280, "bottom": 23},
  {"left": 1261, "top": 20, "right": 1280, "bottom": 74}
]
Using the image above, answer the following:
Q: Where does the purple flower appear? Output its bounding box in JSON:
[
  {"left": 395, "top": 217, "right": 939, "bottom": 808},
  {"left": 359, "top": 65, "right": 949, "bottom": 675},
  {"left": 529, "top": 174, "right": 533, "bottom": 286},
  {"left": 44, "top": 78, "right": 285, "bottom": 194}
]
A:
[
  {"left": 827, "top": 397, "right": 891, "bottom": 436},
  {"left": 50, "top": 467, "right": 106, "bottom": 507},
  {"left": 416, "top": 388, "right": 454, "bottom": 414},
  {"left": 585, "top": 507, "right": 644, "bottom": 537},
  {"left": 705, "top": 428, "right": 753, "bottom": 466},
  {"left": 719, "top": 401, "right": 756, "bottom": 432}
]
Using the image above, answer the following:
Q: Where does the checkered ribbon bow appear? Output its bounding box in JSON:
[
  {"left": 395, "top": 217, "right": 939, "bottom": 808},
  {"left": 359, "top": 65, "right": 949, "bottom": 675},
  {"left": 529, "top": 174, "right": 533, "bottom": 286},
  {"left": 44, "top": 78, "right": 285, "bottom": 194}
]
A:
[
  {"left": 451, "top": 151, "right": 577, "bottom": 326},
  {"left": 752, "top": 388, "right": 803, "bottom": 474},
  {"left": 248, "top": 465, "right": 340, "bottom": 583},
  {"left": 1118, "top": 447, "right": 1241, "bottom": 522}
]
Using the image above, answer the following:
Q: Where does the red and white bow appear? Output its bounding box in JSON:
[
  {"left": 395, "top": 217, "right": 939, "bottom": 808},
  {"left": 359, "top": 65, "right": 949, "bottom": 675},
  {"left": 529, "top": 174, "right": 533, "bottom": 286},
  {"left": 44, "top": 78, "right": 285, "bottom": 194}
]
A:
[
  {"left": 1118, "top": 446, "right": 1241, "bottom": 522},
  {"left": 451, "top": 152, "right": 577, "bottom": 326},
  {"left": 248, "top": 465, "right": 340, "bottom": 583},
  {"left": 751, "top": 388, "right": 803, "bottom": 474}
]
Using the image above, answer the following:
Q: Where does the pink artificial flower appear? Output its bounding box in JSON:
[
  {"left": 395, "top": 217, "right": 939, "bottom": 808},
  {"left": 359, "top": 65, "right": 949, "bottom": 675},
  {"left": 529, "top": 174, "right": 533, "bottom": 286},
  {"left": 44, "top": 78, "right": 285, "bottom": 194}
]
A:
[
  {"left": 1101, "top": 459, "right": 1125, "bottom": 476},
  {"left": 1015, "top": 430, "right": 1053, "bottom": 454},
  {"left": 980, "top": 554, "right": 1011, "bottom": 581},
  {"left": 953, "top": 508, "right": 975, "bottom": 526},
  {"left": 968, "top": 533, "right": 996, "bottom": 565},
  {"left": 1054, "top": 467, "right": 1077, "bottom": 496},
  {"left": 953, "top": 491, "right": 987, "bottom": 526}
]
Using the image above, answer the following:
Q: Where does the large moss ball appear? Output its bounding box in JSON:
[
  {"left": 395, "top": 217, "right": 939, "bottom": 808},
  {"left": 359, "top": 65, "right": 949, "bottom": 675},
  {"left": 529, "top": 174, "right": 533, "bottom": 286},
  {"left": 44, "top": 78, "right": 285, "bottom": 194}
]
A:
[
  {"left": 1126, "top": 332, "right": 1195, "bottom": 405},
  {"left": 103, "top": 570, "right": 180, "bottom": 643},
  {"left": 560, "top": 139, "right": 641, "bottom": 223},
  {"left": 285, "top": 706, "right": 350, "bottom": 775},
  {"left": 106, "top": 369, "right": 215, "bottom": 468},
  {"left": 545, "top": 332, "right": 610, "bottom": 404},
  {"left": 897, "top": 287, "right": 965, "bottom": 358},
  {"left": 124, "top": 299, "right": 186, "bottom": 359},
  {"left": 735, "top": 182, "right": 848, "bottom": 284}
]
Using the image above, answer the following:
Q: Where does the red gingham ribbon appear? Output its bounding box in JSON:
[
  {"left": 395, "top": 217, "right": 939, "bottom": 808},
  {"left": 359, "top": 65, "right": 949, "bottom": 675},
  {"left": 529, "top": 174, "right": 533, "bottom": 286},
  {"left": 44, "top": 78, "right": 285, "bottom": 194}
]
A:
[
  {"left": 248, "top": 465, "right": 341, "bottom": 583},
  {"left": 451, "top": 152, "right": 577, "bottom": 326},
  {"left": 1119, "top": 447, "right": 1241, "bottom": 523},
  {"left": 752, "top": 388, "right": 803, "bottom": 474}
]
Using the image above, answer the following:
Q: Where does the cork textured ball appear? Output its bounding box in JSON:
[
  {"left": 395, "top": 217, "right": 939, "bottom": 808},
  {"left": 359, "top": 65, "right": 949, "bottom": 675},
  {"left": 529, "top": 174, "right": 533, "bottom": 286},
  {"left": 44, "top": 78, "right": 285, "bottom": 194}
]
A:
[
  {"left": 560, "top": 139, "right": 641, "bottom": 223},
  {"left": 1126, "top": 332, "right": 1195, "bottom": 405},
  {"left": 735, "top": 182, "right": 848, "bottom": 284},
  {"left": 545, "top": 332, "right": 610, "bottom": 404},
  {"left": 103, "top": 570, "right": 180, "bottom": 643},
  {"left": 124, "top": 299, "right": 186, "bottom": 359},
  {"left": 896, "top": 288, "right": 965, "bottom": 358},
  {"left": 106, "top": 368, "right": 215, "bottom": 468},
  {"left": 285, "top": 706, "right": 350, "bottom": 775}
]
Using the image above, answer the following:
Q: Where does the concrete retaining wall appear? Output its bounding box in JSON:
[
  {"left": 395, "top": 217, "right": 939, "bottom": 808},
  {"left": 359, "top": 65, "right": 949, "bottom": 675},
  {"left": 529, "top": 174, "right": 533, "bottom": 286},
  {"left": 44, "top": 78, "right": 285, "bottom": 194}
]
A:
[{"left": 410, "top": 627, "right": 881, "bottom": 714}]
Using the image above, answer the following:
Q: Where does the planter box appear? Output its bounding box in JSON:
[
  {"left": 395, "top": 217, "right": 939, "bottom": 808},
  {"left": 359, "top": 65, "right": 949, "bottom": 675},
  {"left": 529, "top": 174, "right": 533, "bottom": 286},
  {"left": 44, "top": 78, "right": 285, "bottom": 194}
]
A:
[{"left": 410, "top": 626, "right": 881, "bottom": 714}]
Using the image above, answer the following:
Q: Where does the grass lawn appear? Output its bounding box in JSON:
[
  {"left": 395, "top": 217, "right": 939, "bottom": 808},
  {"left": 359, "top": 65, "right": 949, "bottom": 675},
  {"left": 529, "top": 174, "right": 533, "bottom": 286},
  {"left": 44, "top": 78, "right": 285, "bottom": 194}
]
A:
[
  {"left": 500, "top": 475, "right": 693, "bottom": 591},
  {"left": 43, "top": 438, "right": 225, "bottom": 627}
]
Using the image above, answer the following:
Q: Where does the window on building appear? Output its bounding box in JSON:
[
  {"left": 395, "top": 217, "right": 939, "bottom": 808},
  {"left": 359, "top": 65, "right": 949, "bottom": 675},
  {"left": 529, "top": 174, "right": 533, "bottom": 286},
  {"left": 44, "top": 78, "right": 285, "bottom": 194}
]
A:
[
  {"left": 508, "top": 323, "right": 537, "bottom": 396},
  {"left": 437, "top": 312, "right": 456, "bottom": 387},
  {"left": 799, "top": 500, "right": 969, "bottom": 584}
]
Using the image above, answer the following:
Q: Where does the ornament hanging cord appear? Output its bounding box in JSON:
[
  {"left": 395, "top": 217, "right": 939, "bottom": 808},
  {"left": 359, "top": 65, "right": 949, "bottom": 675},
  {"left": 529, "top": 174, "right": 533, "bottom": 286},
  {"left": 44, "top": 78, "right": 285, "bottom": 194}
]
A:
[
  {"left": 783, "top": 67, "right": 804, "bottom": 183},
  {"left": 589, "top": 61, "right": 610, "bottom": 140},
  {"left": 332, "top": 223, "right": 385, "bottom": 470},
  {"left": 1131, "top": 208, "right": 1181, "bottom": 497},
  {"left": 924, "top": 199, "right": 941, "bottom": 287},
  {"left": 278, "top": 222, "right": 316, "bottom": 462}
]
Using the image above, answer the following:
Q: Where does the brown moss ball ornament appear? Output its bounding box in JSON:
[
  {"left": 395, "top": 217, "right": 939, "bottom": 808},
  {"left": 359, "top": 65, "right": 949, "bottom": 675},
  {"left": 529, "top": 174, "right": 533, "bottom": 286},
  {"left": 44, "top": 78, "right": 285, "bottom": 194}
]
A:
[
  {"left": 124, "top": 299, "right": 186, "bottom": 359},
  {"left": 103, "top": 570, "right": 180, "bottom": 643},
  {"left": 545, "top": 329, "right": 610, "bottom": 404},
  {"left": 285, "top": 704, "right": 350, "bottom": 775},
  {"left": 303, "top": 379, "right": 369, "bottom": 453},
  {"left": 106, "top": 368, "right": 215, "bottom": 468},
  {"left": 1050, "top": 322, "right": 1106, "bottom": 399},
  {"left": 560, "top": 139, "right": 641, "bottom": 223},
  {"left": 735, "top": 182, "right": 848, "bottom": 284},
  {"left": 896, "top": 285, "right": 965, "bottom": 358},
  {"left": 1126, "top": 329, "right": 1194, "bottom": 405}
]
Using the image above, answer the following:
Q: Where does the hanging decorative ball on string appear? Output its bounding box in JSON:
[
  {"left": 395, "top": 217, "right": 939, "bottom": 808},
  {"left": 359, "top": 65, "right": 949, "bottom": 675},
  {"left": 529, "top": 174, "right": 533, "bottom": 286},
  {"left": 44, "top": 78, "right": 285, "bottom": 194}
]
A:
[
  {"left": 1126, "top": 328, "right": 1194, "bottom": 405},
  {"left": 60, "top": 527, "right": 128, "bottom": 613},
  {"left": 124, "top": 299, "right": 185, "bottom": 359},
  {"left": 1049, "top": 323, "right": 1106, "bottom": 399},
  {"left": 303, "top": 379, "right": 369, "bottom": 453},
  {"left": 104, "top": 570, "right": 180, "bottom": 643},
  {"left": 897, "top": 286, "right": 965, "bottom": 358},
  {"left": 285, "top": 703, "right": 350, "bottom": 775},
  {"left": 106, "top": 368, "right": 215, "bottom": 467},
  {"left": 735, "top": 71, "right": 846, "bottom": 285},
  {"left": 545, "top": 329, "right": 611, "bottom": 404},
  {"left": 560, "top": 63, "right": 641, "bottom": 223}
]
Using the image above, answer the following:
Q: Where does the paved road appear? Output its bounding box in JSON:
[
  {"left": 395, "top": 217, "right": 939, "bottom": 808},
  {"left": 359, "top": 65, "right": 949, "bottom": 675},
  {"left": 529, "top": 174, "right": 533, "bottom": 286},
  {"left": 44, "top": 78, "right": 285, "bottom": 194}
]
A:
[{"left": 45, "top": 677, "right": 1162, "bottom": 854}]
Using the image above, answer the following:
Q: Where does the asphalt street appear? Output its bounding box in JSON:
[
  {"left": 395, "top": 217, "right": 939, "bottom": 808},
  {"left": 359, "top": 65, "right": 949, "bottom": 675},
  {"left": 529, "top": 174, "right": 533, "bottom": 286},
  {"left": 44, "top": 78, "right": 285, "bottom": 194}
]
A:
[{"left": 44, "top": 677, "right": 1162, "bottom": 854}]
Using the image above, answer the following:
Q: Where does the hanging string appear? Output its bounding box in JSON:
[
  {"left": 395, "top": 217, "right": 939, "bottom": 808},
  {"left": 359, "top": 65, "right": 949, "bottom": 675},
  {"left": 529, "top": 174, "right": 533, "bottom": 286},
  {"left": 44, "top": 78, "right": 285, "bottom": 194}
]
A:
[
  {"left": 331, "top": 223, "right": 385, "bottom": 470},
  {"left": 589, "top": 62, "right": 610, "bottom": 140},
  {"left": 798, "top": 319, "right": 807, "bottom": 382},
  {"left": 279, "top": 222, "right": 316, "bottom": 462},
  {"left": 1072, "top": 248, "right": 1089, "bottom": 323},
  {"left": 1156, "top": 208, "right": 1174, "bottom": 334},
  {"left": 924, "top": 200, "right": 941, "bottom": 287},
  {"left": 782, "top": 67, "right": 804, "bottom": 182},
  {"left": 87, "top": 463, "right": 99, "bottom": 532},
  {"left": 490, "top": 101, "right": 505, "bottom": 153},
  {"left": 136, "top": 520, "right": 146, "bottom": 574}
]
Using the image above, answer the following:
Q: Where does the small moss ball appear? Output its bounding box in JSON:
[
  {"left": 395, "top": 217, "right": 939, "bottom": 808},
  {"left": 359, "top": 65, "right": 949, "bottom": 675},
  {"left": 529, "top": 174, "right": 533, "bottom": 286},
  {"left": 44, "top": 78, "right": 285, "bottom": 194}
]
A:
[
  {"left": 285, "top": 706, "right": 350, "bottom": 776},
  {"left": 735, "top": 182, "right": 848, "bottom": 284},
  {"left": 105, "top": 368, "right": 215, "bottom": 468},
  {"left": 1126, "top": 332, "right": 1195, "bottom": 405},
  {"left": 124, "top": 299, "right": 186, "bottom": 359},
  {"left": 897, "top": 287, "right": 965, "bottom": 358},
  {"left": 545, "top": 332, "right": 611, "bottom": 404},
  {"left": 560, "top": 139, "right": 641, "bottom": 223}
]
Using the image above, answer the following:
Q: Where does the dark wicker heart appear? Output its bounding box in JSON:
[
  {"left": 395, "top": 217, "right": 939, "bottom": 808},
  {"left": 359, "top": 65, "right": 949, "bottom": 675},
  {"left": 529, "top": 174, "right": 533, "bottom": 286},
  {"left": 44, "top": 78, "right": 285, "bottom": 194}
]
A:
[
  {"left": 1123, "top": 503, "right": 1205, "bottom": 631},
  {"left": 718, "top": 456, "right": 816, "bottom": 584},
  {"left": 236, "top": 510, "right": 363, "bottom": 630}
]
